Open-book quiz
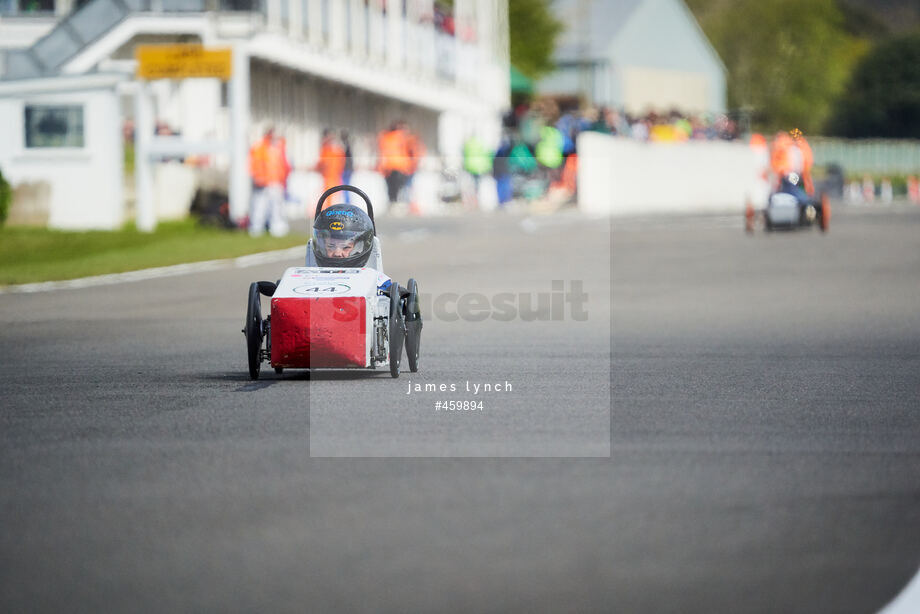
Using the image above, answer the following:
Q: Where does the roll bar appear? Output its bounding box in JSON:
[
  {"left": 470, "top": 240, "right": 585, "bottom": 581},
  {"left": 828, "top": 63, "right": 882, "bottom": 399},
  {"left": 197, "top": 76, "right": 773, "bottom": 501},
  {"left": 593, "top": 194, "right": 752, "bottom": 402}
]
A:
[{"left": 314, "top": 185, "right": 375, "bottom": 234}]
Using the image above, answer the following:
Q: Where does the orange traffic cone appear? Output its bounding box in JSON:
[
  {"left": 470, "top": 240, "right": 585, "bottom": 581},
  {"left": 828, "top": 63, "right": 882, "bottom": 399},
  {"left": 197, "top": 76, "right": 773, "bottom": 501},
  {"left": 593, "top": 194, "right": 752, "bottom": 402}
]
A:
[{"left": 744, "top": 201, "right": 755, "bottom": 234}]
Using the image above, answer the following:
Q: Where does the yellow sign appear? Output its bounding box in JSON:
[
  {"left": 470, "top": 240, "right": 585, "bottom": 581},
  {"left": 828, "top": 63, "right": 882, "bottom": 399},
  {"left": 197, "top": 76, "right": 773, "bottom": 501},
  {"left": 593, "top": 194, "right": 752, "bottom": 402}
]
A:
[{"left": 136, "top": 44, "right": 232, "bottom": 81}]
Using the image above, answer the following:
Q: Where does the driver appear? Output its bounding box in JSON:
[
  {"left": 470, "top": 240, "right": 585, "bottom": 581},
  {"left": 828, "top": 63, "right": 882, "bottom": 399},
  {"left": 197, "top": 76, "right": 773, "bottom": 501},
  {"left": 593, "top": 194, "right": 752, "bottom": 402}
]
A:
[
  {"left": 323, "top": 237, "right": 356, "bottom": 259},
  {"left": 308, "top": 196, "right": 398, "bottom": 319},
  {"left": 310, "top": 203, "right": 379, "bottom": 270}
]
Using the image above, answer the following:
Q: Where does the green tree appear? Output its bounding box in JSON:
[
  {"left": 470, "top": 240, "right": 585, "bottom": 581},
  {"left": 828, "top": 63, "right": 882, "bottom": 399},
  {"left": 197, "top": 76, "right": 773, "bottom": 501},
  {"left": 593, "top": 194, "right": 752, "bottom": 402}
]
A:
[
  {"left": 827, "top": 33, "right": 920, "bottom": 137},
  {"left": 687, "top": 0, "right": 865, "bottom": 133},
  {"left": 509, "top": 0, "right": 563, "bottom": 80}
]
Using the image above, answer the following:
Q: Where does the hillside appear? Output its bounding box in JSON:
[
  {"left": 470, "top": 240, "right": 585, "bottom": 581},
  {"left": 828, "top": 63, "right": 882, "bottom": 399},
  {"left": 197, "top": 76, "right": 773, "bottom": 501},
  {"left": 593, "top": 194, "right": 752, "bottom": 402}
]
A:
[{"left": 686, "top": 0, "right": 920, "bottom": 37}]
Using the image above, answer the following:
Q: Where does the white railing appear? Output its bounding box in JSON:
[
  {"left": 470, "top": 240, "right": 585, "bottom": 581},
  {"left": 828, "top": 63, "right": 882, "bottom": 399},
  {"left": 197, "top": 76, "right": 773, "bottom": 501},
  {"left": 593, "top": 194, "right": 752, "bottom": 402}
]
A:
[{"left": 811, "top": 137, "right": 920, "bottom": 176}]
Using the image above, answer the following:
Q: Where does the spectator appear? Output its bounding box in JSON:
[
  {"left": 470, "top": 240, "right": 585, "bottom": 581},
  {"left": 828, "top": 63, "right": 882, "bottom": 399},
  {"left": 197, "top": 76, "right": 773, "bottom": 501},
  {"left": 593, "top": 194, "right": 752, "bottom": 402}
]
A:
[
  {"left": 771, "top": 129, "right": 814, "bottom": 195},
  {"left": 433, "top": 2, "right": 455, "bottom": 35},
  {"left": 583, "top": 107, "right": 610, "bottom": 135},
  {"left": 249, "top": 127, "right": 290, "bottom": 237},
  {"left": 378, "top": 121, "right": 413, "bottom": 208},
  {"left": 493, "top": 135, "right": 513, "bottom": 208},
  {"left": 555, "top": 111, "right": 579, "bottom": 155},
  {"left": 606, "top": 108, "right": 628, "bottom": 135},
  {"left": 673, "top": 114, "right": 692, "bottom": 141},
  {"left": 630, "top": 115, "right": 649, "bottom": 141},
  {"left": 316, "top": 129, "right": 346, "bottom": 207},
  {"left": 463, "top": 135, "right": 493, "bottom": 208},
  {"left": 518, "top": 105, "right": 543, "bottom": 148},
  {"left": 509, "top": 139, "right": 537, "bottom": 175},
  {"left": 535, "top": 125, "right": 564, "bottom": 172}
]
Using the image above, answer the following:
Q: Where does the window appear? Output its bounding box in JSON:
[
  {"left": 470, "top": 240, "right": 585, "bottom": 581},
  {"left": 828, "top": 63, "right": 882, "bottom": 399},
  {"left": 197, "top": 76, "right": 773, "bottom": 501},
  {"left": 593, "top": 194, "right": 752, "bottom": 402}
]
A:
[
  {"left": 0, "top": 0, "right": 55, "bottom": 16},
  {"left": 24, "top": 105, "right": 84, "bottom": 148}
]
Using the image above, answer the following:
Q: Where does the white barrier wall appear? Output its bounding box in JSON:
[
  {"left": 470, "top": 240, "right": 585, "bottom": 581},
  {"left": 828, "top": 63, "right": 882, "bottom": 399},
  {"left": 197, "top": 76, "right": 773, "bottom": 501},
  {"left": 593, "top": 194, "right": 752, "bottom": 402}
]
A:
[
  {"left": 577, "top": 132, "right": 762, "bottom": 216},
  {"left": 153, "top": 163, "right": 198, "bottom": 221},
  {"left": 0, "top": 78, "right": 124, "bottom": 229}
]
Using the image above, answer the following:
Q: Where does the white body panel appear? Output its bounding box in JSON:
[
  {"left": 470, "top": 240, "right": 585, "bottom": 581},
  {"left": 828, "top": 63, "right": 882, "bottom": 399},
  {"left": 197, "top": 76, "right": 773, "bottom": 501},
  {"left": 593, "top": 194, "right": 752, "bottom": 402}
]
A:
[{"left": 768, "top": 192, "right": 800, "bottom": 225}]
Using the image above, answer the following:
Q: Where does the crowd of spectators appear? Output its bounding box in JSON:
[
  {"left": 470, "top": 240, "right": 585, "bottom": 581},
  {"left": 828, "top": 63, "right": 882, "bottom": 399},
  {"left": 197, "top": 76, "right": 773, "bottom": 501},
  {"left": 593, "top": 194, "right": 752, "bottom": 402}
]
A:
[
  {"left": 507, "top": 99, "right": 740, "bottom": 146},
  {"left": 469, "top": 99, "right": 741, "bottom": 209},
  {"left": 217, "top": 97, "right": 748, "bottom": 232}
]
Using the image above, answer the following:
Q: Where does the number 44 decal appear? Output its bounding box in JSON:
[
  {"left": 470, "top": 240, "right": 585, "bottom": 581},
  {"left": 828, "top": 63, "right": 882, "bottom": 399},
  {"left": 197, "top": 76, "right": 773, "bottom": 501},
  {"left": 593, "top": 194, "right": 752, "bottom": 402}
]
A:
[{"left": 292, "top": 284, "right": 352, "bottom": 295}]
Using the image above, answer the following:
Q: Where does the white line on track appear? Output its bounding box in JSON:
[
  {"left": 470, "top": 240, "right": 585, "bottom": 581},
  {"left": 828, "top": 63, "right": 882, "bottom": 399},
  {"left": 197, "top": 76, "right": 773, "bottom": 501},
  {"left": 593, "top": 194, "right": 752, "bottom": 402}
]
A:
[{"left": 0, "top": 245, "right": 305, "bottom": 295}]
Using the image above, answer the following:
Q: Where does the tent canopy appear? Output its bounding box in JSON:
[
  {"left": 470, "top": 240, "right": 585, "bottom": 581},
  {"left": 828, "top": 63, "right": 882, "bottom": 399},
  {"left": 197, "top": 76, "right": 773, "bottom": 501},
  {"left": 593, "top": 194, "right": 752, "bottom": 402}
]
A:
[{"left": 510, "top": 65, "right": 534, "bottom": 94}]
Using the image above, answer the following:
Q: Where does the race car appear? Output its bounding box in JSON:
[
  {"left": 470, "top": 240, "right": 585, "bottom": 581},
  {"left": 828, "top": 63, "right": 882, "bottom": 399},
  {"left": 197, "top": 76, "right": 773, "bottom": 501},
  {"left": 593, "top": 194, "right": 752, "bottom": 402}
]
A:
[
  {"left": 243, "top": 185, "right": 422, "bottom": 379},
  {"left": 746, "top": 172, "right": 830, "bottom": 233}
]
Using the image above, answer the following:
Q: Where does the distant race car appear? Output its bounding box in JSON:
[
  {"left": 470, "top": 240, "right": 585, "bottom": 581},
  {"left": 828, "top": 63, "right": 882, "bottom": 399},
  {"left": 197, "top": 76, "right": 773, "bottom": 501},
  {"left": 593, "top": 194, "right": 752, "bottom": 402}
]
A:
[
  {"left": 746, "top": 172, "right": 830, "bottom": 234},
  {"left": 243, "top": 185, "right": 422, "bottom": 379}
]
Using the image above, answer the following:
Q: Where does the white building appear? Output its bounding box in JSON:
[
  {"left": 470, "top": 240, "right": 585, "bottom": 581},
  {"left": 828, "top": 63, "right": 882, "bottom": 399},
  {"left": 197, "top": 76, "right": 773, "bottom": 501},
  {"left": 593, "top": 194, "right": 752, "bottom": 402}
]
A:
[
  {"left": 538, "top": 0, "right": 726, "bottom": 114},
  {"left": 0, "top": 0, "right": 509, "bottom": 229}
]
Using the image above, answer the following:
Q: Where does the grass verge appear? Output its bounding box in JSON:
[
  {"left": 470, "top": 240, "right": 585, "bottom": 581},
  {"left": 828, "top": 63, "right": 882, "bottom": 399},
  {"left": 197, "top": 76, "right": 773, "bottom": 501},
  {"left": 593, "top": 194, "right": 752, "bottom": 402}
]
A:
[{"left": 0, "top": 219, "right": 307, "bottom": 286}]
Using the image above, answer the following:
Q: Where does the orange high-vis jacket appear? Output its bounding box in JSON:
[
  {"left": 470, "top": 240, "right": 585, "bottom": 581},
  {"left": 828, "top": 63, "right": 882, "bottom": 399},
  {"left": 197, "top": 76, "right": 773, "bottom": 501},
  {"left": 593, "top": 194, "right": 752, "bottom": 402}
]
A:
[
  {"left": 406, "top": 132, "right": 426, "bottom": 173},
  {"left": 770, "top": 133, "right": 792, "bottom": 176},
  {"left": 317, "top": 140, "right": 346, "bottom": 204},
  {"left": 250, "top": 137, "right": 290, "bottom": 187},
  {"left": 377, "top": 129, "right": 413, "bottom": 174},
  {"left": 771, "top": 133, "right": 815, "bottom": 195}
]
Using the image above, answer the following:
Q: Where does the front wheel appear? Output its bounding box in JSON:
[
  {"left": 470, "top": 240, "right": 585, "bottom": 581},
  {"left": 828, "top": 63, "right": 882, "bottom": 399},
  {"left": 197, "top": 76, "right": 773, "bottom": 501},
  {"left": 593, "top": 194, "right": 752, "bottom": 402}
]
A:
[
  {"left": 404, "top": 278, "right": 422, "bottom": 372},
  {"left": 245, "top": 282, "right": 263, "bottom": 380},
  {"left": 389, "top": 282, "right": 405, "bottom": 378}
]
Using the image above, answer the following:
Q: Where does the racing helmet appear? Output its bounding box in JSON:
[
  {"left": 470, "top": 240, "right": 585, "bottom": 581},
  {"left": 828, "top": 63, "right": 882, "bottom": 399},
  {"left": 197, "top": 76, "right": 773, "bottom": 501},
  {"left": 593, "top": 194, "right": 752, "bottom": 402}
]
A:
[{"left": 311, "top": 204, "right": 375, "bottom": 268}]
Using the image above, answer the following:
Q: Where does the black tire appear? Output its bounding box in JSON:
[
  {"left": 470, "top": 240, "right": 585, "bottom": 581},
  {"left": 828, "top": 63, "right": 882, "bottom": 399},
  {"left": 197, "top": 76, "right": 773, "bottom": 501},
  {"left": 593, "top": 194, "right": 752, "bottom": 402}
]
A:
[
  {"left": 274, "top": 367, "right": 283, "bottom": 375},
  {"left": 404, "top": 278, "right": 422, "bottom": 373},
  {"left": 245, "top": 282, "right": 263, "bottom": 380},
  {"left": 389, "top": 282, "right": 405, "bottom": 378}
]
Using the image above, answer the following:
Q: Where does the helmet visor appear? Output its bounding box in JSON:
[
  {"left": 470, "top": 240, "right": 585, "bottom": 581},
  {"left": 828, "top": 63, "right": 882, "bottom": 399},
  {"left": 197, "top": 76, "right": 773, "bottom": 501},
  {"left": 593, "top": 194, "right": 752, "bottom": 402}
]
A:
[{"left": 313, "top": 229, "right": 372, "bottom": 261}]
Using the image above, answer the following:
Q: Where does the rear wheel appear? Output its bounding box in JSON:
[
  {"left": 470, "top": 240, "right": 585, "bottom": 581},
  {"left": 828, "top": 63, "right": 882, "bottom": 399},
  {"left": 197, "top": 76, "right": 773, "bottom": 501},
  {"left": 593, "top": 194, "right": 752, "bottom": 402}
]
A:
[
  {"left": 404, "top": 278, "right": 422, "bottom": 372},
  {"left": 245, "top": 282, "right": 263, "bottom": 380},
  {"left": 389, "top": 282, "right": 405, "bottom": 378}
]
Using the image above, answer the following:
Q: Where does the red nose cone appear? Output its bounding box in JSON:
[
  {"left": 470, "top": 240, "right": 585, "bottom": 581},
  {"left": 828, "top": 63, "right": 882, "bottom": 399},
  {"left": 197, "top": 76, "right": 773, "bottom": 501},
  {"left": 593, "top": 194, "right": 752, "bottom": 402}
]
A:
[{"left": 271, "top": 296, "right": 367, "bottom": 368}]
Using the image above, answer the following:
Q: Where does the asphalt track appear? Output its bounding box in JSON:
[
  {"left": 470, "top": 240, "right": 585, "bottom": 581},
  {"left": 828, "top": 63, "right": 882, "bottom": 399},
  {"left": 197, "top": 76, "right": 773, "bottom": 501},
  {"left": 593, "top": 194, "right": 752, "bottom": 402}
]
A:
[{"left": 1, "top": 206, "right": 919, "bottom": 612}]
